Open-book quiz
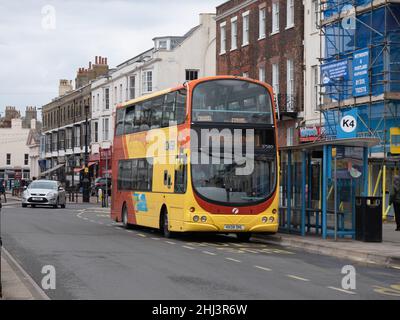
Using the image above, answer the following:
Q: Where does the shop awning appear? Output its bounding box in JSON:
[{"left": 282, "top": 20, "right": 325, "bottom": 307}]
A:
[{"left": 40, "top": 164, "right": 65, "bottom": 176}]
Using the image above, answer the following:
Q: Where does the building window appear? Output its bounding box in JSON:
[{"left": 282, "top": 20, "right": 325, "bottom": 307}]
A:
[
  {"left": 97, "top": 93, "right": 100, "bottom": 111},
  {"left": 272, "top": 63, "right": 280, "bottom": 95},
  {"left": 312, "top": 0, "right": 319, "bottom": 31},
  {"left": 242, "top": 72, "right": 249, "bottom": 78},
  {"left": 24, "top": 154, "right": 29, "bottom": 166},
  {"left": 287, "top": 127, "right": 294, "bottom": 146},
  {"left": 103, "top": 118, "right": 110, "bottom": 141},
  {"left": 75, "top": 126, "right": 80, "bottom": 148},
  {"left": 105, "top": 88, "right": 110, "bottom": 110},
  {"left": 231, "top": 17, "right": 238, "bottom": 50},
  {"left": 286, "top": 0, "right": 294, "bottom": 28},
  {"left": 119, "top": 84, "right": 123, "bottom": 103},
  {"left": 259, "top": 8, "right": 266, "bottom": 39},
  {"left": 272, "top": 1, "right": 280, "bottom": 33},
  {"left": 114, "top": 86, "right": 117, "bottom": 105},
  {"left": 142, "top": 71, "right": 153, "bottom": 93},
  {"left": 185, "top": 70, "right": 199, "bottom": 81},
  {"left": 259, "top": 67, "right": 266, "bottom": 82},
  {"left": 94, "top": 121, "right": 99, "bottom": 143},
  {"left": 6, "top": 153, "right": 11, "bottom": 165},
  {"left": 158, "top": 40, "right": 167, "bottom": 49},
  {"left": 242, "top": 11, "right": 250, "bottom": 46},
  {"left": 220, "top": 22, "right": 226, "bottom": 54},
  {"left": 129, "top": 76, "right": 136, "bottom": 100},
  {"left": 287, "top": 59, "right": 294, "bottom": 96},
  {"left": 311, "top": 65, "right": 319, "bottom": 111}
]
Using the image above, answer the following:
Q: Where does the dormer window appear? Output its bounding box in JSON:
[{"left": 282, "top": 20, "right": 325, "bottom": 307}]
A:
[{"left": 158, "top": 40, "right": 168, "bottom": 50}]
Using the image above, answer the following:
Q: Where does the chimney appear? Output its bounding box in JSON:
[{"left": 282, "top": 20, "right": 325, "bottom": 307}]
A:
[
  {"left": 89, "top": 61, "right": 92, "bottom": 69},
  {"left": 31, "top": 118, "right": 36, "bottom": 130},
  {"left": 95, "top": 56, "right": 98, "bottom": 64}
]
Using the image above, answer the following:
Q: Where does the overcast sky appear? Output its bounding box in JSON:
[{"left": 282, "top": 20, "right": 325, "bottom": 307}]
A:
[{"left": 0, "top": 0, "right": 221, "bottom": 115}]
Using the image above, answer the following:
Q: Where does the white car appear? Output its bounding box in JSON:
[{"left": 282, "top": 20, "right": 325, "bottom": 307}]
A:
[{"left": 22, "top": 180, "right": 67, "bottom": 209}]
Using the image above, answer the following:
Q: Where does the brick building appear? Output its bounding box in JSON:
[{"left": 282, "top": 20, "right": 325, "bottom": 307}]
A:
[
  {"left": 41, "top": 56, "right": 109, "bottom": 184},
  {"left": 216, "top": 0, "right": 304, "bottom": 146}
]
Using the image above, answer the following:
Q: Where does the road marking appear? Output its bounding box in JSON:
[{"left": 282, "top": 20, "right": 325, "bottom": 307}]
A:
[
  {"left": 327, "top": 286, "right": 356, "bottom": 295},
  {"left": 226, "top": 258, "right": 242, "bottom": 263},
  {"left": 151, "top": 237, "right": 160, "bottom": 241},
  {"left": 182, "top": 246, "right": 195, "bottom": 250},
  {"left": 391, "top": 266, "right": 400, "bottom": 270},
  {"left": 137, "top": 234, "right": 147, "bottom": 238},
  {"left": 254, "top": 265, "right": 272, "bottom": 272},
  {"left": 126, "top": 230, "right": 133, "bottom": 233},
  {"left": 165, "top": 241, "right": 176, "bottom": 245},
  {"left": 203, "top": 251, "right": 217, "bottom": 256},
  {"left": 287, "top": 275, "right": 310, "bottom": 282}
]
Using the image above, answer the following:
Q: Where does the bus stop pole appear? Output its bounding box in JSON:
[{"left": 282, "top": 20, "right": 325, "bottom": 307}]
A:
[
  {"left": 334, "top": 155, "right": 338, "bottom": 241},
  {"left": 0, "top": 199, "right": 3, "bottom": 297}
]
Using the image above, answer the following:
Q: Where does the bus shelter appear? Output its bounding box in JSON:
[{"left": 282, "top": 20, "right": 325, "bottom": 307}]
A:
[{"left": 279, "top": 138, "right": 379, "bottom": 239}]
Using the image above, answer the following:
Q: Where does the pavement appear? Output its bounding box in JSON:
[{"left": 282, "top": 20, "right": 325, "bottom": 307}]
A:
[
  {"left": 0, "top": 203, "right": 399, "bottom": 300},
  {"left": 254, "top": 223, "right": 400, "bottom": 269}
]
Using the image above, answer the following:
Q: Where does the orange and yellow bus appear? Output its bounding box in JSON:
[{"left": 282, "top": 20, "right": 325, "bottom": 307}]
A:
[{"left": 111, "top": 76, "right": 279, "bottom": 240}]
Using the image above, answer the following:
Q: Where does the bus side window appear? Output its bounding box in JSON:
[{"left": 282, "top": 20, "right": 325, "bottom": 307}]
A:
[
  {"left": 176, "top": 90, "right": 187, "bottom": 124},
  {"left": 162, "top": 93, "right": 175, "bottom": 127},
  {"left": 116, "top": 109, "right": 125, "bottom": 136},
  {"left": 124, "top": 105, "right": 135, "bottom": 135}
]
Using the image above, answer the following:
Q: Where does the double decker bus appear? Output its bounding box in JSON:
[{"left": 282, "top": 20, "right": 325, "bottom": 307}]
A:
[{"left": 111, "top": 76, "right": 279, "bottom": 240}]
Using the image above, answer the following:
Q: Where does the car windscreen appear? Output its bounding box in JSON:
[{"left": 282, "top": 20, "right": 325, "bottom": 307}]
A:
[{"left": 29, "top": 182, "right": 58, "bottom": 190}]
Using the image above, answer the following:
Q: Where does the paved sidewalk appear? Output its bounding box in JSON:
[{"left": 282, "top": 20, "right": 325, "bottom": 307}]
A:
[
  {"left": 255, "top": 223, "right": 400, "bottom": 268},
  {"left": 1, "top": 249, "right": 49, "bottom": 300}
]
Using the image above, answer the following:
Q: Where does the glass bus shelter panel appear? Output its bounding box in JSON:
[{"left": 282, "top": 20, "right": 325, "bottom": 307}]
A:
[
  {"left": 327, "top": 146, "right": 365, "bottom": 238},
  {"left": 290, "top": 151, "right": 303, "bottom": 233},
  {"left": 306, "top": 158, "right": 323, "bottom": 234}
]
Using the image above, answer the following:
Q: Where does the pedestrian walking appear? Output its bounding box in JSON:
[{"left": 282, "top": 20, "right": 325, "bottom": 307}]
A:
[
  {"left": 389, "top": 175, "right": 400, "bottom": 231},
  {"left": 0, "top": 179, "right": 6, "bottom": 203}
]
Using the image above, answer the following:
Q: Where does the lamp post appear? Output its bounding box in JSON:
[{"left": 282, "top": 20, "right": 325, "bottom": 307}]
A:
[{"left": 82, "top": 104, "right": 90, "bottom": 203}]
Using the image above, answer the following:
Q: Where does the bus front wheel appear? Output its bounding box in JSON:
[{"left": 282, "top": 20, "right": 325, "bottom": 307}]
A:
[
  {"left": 236, "top": 233, "right": 252, "bottom": 242},
  {"left": 122, "top": 204, "right": 128, "bottom": 228},
  {"left": 161, "top": 209, "right": 174, "bottom": 238}
]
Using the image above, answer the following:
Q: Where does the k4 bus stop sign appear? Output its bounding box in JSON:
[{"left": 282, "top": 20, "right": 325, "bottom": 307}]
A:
[{"left": 337, "top": 109, "right": 358, "bottom": 139}]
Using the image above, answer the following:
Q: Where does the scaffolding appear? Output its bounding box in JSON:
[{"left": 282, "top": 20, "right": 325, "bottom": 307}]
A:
[{"left": 317, "top": 0, "right": 400, "bottom": 219}]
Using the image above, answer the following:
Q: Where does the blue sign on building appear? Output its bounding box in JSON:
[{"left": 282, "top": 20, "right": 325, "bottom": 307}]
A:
[
  {"left": 321, "top": 59, "right": 349, "bottom": 84},
  {"left": 352, "top": 48, "right": 370, "bottom": 97},
  {"left": 337, "top": 109, "right": 359, "bottom": 139}
]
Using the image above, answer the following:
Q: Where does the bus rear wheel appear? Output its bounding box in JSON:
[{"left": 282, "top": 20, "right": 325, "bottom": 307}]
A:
[
  {"left": 161, "top": 209, "right": 174, "bottom": 238},
  {"left": 236, "top": 233, "right": 252, "bottom": 242}
]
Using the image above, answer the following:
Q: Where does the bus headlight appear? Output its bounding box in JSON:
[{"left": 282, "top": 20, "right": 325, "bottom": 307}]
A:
[
  {"left": 262, "top": 217, "right": 268, "bottom": 223},
  {"left": 272, "top": 209, "right": 277, "bottom": 215},
  {"left": 193, "top": 215, "right": 199, "bottom": 223},
  {"left": 269, "top": 217, "right": 275, "bottom": 223},
  {"left": 201, "top": 216, "right": 207, "bottom": 223}
]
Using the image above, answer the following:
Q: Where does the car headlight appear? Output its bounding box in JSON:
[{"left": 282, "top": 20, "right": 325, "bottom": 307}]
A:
[{"left": 47, "top": 192, "right": 57, "bottom": 197}]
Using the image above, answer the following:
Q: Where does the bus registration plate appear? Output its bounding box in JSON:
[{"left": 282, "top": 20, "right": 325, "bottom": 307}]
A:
[{"left": 224, "top": 224, "right": 245, "bottom": 231}]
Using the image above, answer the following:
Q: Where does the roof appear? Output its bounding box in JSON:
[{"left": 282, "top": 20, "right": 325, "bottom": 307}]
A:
[{"left": 279, "top": 137, "right": 380, "bottom": 152}]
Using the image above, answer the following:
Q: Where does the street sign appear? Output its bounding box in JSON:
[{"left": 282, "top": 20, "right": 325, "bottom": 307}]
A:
[{"left": 337, "top": 109, "right": 358, "bottom": 139}]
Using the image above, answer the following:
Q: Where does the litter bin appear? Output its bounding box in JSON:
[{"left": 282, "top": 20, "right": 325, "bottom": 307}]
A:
[{"left": 355, "top": 196, "right": 382, "bottom": 242}]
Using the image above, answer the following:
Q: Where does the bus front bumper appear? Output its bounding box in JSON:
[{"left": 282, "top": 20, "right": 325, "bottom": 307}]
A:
[{"left": 182, "top": 222, "right": 279, "bottom": 233}]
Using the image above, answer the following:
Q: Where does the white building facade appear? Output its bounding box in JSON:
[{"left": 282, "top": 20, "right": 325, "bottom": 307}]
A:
[
  {"left": 302, "top": 0, "right": 323, "bottom": 142},
  {"left": 90, "top": 13, "right": 216, "bottom": 176},
  {"left": 0, "top": 118, "right": 33, "bottom": 188}
]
